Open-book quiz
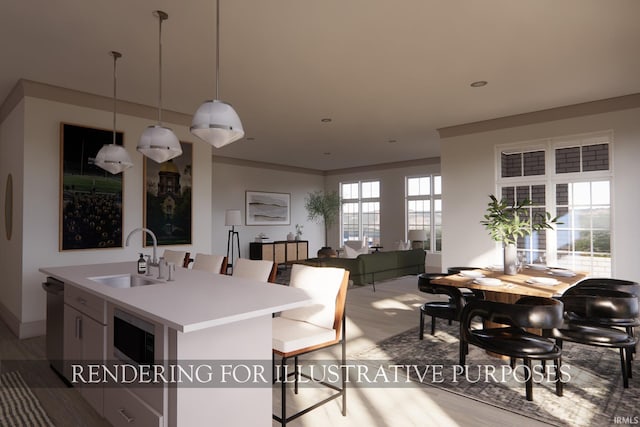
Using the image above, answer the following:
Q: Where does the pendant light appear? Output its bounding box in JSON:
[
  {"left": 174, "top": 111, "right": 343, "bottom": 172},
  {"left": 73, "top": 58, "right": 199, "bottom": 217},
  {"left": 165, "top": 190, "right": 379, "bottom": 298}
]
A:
[
  {"left": 94, "top": 51, "right": 134, "bottom": 174},
  {"left": 137, "top": 10, "right": 182, "bottom": 163},
  {"left": 190, "top": 0, "right": 244, "bottom": 148}
]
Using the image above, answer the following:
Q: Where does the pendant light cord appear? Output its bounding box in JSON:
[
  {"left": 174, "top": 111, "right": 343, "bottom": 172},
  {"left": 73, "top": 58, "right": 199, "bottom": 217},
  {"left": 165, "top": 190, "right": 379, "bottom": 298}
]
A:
[
  {"left": 111, "top": 51, "right": 121, "bottom": 145},
  {"left": 157, "top": 12, "right": 166, "bottom": 125},
  {"left": 216, "top": 0, "right": 220, "bottom": 99}
]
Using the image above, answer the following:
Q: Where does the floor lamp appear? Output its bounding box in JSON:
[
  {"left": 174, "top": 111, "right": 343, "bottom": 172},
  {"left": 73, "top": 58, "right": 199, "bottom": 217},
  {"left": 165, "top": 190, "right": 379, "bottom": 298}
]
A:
[{"left": 225, "top": 209, "right": 241, "bottom": 273}]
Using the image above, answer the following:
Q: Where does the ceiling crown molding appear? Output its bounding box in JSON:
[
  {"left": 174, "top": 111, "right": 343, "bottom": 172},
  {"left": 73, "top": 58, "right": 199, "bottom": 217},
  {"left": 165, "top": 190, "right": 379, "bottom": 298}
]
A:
[{"left": 438, "top": 93, "right": 640, "bottom": 139}]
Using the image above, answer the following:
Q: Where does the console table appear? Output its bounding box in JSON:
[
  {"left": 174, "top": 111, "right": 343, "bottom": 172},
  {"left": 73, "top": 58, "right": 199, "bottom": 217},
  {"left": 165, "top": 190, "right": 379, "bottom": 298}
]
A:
[{"left": 250, "top": 240, "right": 309, "bottom": 266}]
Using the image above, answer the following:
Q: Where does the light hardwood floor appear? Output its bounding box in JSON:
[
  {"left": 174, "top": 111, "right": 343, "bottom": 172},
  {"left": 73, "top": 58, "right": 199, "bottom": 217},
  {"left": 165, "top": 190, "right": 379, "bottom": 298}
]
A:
[{"left": 1, "top": 276, "right": 549, "bottom": 427}]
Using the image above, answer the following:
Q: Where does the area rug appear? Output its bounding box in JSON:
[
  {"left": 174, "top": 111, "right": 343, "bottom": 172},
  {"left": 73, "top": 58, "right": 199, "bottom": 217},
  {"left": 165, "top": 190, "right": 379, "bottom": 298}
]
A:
[
  {"left": 0, "top": 371, "right": 54, "bottom": 427},
  {"left": 351, "top": 322, "right": 639, "bottom": 427}
]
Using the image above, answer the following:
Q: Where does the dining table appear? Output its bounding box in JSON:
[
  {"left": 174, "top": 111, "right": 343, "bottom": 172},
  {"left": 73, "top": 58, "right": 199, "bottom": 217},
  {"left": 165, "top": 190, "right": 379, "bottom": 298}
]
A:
[
  {"left": 431, "top": 265, "right": 588, "bottom": 304},
  {"left": 431, "top": 265, "right": 588, "bottom": 358}
]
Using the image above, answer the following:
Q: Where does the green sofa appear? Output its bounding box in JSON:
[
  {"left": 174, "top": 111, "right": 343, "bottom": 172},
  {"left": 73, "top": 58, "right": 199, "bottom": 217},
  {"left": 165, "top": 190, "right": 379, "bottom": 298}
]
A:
[{"left": 299, "top": 249, "right": 425, "bottom": 286}]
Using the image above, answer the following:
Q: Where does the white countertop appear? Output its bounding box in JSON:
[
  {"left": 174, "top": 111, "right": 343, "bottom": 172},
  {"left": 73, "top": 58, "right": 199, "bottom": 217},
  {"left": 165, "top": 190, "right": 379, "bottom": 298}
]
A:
[{"left": 40, "top": 262, "right": 311, "bottom": 333}]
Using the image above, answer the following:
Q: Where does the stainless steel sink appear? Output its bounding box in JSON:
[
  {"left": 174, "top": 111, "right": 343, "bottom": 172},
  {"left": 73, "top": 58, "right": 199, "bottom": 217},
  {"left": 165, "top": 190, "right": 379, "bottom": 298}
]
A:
[{"left": 88, "top": 274, "right": 162, "bottom": 288}]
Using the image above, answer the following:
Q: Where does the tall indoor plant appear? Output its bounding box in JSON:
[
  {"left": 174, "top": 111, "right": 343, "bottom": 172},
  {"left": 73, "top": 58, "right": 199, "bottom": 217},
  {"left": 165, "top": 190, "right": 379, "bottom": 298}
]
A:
[
  {"left": 480, "top": 194, "right": 559, "bottom": 275},
  {"left": 305, "top": 190, "right": 340, "bottom": 256}
]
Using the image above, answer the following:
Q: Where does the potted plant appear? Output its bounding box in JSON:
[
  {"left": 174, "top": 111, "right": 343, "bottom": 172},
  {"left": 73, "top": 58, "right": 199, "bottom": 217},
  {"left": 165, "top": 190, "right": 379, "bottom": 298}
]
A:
[
  {"left": 304, "top": 190, "right": 340, "bottom": 257},
  {"left": 480, "top": 194, "right": 559, "bottom": 275}
]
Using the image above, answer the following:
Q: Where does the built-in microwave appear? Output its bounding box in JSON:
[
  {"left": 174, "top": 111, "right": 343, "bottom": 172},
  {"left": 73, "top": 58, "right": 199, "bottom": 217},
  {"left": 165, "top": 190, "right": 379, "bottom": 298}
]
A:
[{"left": 113, "top": 308, "right": 155, "bottom": 365}]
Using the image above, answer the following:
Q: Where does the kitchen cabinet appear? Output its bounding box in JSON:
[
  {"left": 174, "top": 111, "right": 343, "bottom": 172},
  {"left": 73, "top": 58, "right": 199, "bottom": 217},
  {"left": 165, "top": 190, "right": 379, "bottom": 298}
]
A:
[
  {"left": 250, "top": 240, "right": 308, "bottom": 265},
  {"left": 41, "top": 261, "right": 312, "bottom": 427},
  {"left": 63, "top": 284, "right": 106, "bottom": 416},
  {"left": 104, "top": 385, "right": 162, "bottom": 427}
]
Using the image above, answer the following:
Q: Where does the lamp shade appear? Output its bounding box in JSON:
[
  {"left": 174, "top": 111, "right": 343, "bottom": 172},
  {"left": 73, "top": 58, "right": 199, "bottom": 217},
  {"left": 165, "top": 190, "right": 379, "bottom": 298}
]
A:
[
  {"left": 94, "top": 144, "right": 133, "bottom": 174},
  {"left": 225, "top": 209, "right": 242, "bottom": 226},
  {"left": 190, "top": 100, "right": 244, "bottom": 148},
  {"left": 408, "top": 229, "right": 428, "bottom": 242},
  {"left": 137, "top": 125, "right": 183, "bottom": 163}
]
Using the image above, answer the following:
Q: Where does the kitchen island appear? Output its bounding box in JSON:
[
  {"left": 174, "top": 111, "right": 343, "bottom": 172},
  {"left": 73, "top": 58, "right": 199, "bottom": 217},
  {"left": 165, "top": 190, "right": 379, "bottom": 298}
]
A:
[{"left": 40, "top": 262, "right": 311, "bottom": 427}]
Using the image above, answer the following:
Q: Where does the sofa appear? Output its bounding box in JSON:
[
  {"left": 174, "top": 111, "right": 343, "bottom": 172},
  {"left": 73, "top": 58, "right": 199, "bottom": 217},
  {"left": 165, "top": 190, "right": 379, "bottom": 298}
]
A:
[{"left": 299, "top": 249, "right": 425, "bottom": 286}]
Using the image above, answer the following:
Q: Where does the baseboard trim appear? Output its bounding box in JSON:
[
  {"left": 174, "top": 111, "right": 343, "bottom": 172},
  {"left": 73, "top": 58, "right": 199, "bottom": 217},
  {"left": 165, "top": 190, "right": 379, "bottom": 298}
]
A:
[
  {"left": 0, "top": 300, "right": 46, "bottom": 339},
  {"left": 19, "top": 319, "right": 46, "bottom": 339}
]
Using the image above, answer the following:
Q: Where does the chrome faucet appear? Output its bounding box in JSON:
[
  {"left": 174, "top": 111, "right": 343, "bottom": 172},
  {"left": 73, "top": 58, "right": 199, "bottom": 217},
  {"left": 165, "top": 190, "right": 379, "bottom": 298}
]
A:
[{"left": 125, "top": 227, "right": 158, "bottom": 266}]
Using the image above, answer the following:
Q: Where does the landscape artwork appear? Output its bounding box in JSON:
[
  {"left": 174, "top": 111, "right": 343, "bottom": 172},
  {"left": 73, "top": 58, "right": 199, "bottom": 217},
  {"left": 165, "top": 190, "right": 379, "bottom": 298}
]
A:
[
  {"left": 246, "top": 191, "right": 290, "bottom": 225},
  {"left": 143, "top": 142, "right": 192, "bottom": 246},
  {"left": 60, "top": 123, "right": 124, "bottom": 250}
]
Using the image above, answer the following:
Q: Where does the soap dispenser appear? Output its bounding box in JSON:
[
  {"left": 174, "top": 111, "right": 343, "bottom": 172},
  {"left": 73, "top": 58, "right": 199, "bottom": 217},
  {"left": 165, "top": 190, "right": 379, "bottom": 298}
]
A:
[{"left": 137, "top": 253, "right": 147, "bottom": 274}]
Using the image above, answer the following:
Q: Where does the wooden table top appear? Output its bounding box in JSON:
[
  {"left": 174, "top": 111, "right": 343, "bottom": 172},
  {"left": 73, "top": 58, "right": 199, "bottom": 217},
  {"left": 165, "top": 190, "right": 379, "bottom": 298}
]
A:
[{"left": 431, "top": 267, "right": 588, "bottom": 298}]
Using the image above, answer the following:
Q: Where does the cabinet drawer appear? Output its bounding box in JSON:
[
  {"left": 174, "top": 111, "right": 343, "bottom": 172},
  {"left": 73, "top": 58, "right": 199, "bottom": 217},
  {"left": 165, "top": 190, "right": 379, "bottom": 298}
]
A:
[
  {"left": 104, "top": 386, "right": 163, "bottom": 427},
  {"left": 65, "top": 285, "right": 106, "bottom": 324}
]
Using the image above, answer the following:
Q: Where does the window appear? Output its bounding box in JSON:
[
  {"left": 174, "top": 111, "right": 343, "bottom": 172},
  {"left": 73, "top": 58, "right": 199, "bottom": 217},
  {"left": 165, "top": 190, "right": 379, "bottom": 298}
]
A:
[
  {"left": 406, "top": 175, "right": 442, "bottom": 252},
  {"left": 340, "top": 181, "right": 380, "bottom": 246},
  {"left": 497, "top": 133, "right": 611, "bottom": 276}
]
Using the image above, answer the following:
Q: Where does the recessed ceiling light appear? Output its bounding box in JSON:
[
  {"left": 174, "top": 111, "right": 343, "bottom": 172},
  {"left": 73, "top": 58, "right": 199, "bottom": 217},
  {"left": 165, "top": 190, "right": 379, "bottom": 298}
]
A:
[
  {"left": 388, "top": 139, "right": 397, "bottom": 143},
  {"left": 320, "top": 118, "right": 332, "bottom": 123},
  {"left": 470, "top": 80, "right": 488, "bottom": 88},
  {"left": 246, "top": 137, "right": 255, "bottom": 141},
  {"left": 323, "top": 152, "right": 331, "bottom": 155}
]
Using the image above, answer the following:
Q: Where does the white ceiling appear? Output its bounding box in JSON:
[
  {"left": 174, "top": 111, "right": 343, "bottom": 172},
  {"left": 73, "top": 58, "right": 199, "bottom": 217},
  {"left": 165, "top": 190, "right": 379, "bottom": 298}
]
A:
[{"left": 2, "top": 0, "right": 640, "bottom": 171}]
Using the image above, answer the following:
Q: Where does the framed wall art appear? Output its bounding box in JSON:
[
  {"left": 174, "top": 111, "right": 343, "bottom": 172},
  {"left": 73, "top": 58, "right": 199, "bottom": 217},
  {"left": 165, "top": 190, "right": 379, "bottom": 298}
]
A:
[
  {"left": 60, "top": 123, "right": 124, "bottom": 250},
  {"left": 245, "top": 191, "right": 290, "bottom": 225},
  {"left": 143, "top": 141, "right": 192, "bottom": 246}
]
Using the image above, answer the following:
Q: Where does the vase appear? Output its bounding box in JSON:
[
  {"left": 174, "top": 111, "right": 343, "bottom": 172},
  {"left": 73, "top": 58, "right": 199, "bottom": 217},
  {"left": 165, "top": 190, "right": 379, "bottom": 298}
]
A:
[
  {"left": 287, "top": 232, "right": 295, "bottom": 241},
  {"left": 503, "top": 243, "right": 518, "bottom": 275}
]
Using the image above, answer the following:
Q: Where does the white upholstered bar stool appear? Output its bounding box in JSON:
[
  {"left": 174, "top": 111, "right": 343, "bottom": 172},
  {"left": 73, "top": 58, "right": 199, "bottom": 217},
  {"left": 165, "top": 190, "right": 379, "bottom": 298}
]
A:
[
  {"left": 272, "top": 264, "right": 350, "bottom": 426},
  {"left": 191, "top": 253, "right": 227, "bottom": 274},
  {"left": 231, "top": 258, "right": 277, "bottom": 283}
]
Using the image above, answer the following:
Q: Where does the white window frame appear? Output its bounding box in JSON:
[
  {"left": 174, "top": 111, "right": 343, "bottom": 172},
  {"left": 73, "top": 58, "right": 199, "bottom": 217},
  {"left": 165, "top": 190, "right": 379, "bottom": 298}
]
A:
[
  {"left": 340, "top": 180, "right": 381, "bottom": 246},
  {"left": 405, "top": 174, "right": 442, "bottom": 253},
  {"left": 495, "top": 131, "right": 613, "bottom": 275}
]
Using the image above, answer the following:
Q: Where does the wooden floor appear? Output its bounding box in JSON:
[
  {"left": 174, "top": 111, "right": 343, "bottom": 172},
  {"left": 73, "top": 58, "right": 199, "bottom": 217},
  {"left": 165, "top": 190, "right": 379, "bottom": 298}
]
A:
[{"left": 1, "top": 276, "right": 549, "bottom": 427}]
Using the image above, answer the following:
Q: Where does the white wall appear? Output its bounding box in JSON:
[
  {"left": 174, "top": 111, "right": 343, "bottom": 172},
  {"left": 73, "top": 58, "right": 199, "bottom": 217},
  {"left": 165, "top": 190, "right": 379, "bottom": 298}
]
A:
[
  {"left": 324, "top": 160, "right": 442, "bottom": 271},
  {"left": 441, "top": 107, "right": 640, "bottom": 282},
  {"left": 0, "top": 95, "right": 213, "bottom": 337},
  {"left": 211, "top": 159, "right": 325, "bottom": 259}
]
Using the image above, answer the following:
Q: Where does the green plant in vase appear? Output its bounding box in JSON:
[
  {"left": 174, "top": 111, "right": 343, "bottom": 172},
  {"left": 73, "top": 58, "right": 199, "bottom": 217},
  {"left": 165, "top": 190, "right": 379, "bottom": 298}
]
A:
[{"left": 480, "top": 194, "right": 559, "bottom": 275}]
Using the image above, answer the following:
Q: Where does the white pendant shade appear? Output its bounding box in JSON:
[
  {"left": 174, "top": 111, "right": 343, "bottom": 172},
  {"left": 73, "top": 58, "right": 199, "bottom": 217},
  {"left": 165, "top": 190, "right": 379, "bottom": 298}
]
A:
[
  {"left": 190, "top": 99, "right": 244, "bottom": 148},
  {"left": 94, "top": 144, "right": 133, "bottom": 174},
  {"left": 137, "top": 125, "right": 182, "bottom": 163},
  {"left": 95, "top": 50, "right": 132, "bottom": 175}
]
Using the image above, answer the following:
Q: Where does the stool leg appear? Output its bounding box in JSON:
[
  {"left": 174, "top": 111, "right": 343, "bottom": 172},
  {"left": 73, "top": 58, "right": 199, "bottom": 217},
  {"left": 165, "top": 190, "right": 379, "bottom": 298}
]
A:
[
  {"left": 419, "top": 309, "right": 425, "bottom": 340},
  {"left": 430, "top": 316, "right": 436, "bottom": 335}
]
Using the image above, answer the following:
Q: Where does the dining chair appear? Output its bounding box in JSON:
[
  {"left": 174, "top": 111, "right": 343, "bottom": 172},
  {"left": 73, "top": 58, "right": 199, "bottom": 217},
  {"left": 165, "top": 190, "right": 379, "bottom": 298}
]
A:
[
  {"left": 459, "top": 296, "right": 564, "bottom": 401},
  {"left": 162, "top": 250, "right": 191, "bottom": 268},
  {"left": 418, "top": 273, "right": 483, "bottom": 339},
  {"left": 562, "top": 278, "right": 640, "bottom": 338},
  {"left": 191, "top": 253, "right": 227, "bottom": 274},
  {"left": 232, "top": 258, "right": 277, "bottom": 283},
  {"left": 272, "top": 264, "right": 350, "bottom": 426},
  {"left": 550, "top": 288, "right": 638, "bottom": 388}
]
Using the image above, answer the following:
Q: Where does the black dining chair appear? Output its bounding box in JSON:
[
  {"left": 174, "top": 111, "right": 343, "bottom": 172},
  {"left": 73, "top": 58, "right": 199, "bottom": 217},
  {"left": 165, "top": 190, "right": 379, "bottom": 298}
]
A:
[
  {"left": 550, "top": 288, "right": 639, "bottom": 388},
  {"left": 459, "top": 296, "right": 564, "bottom": 401},
  {"left": 562, "top": 278, "right": 640, "bottom": 339},
  {"left": 418, "top": 273, "right": 484, "bottom": 339}
]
